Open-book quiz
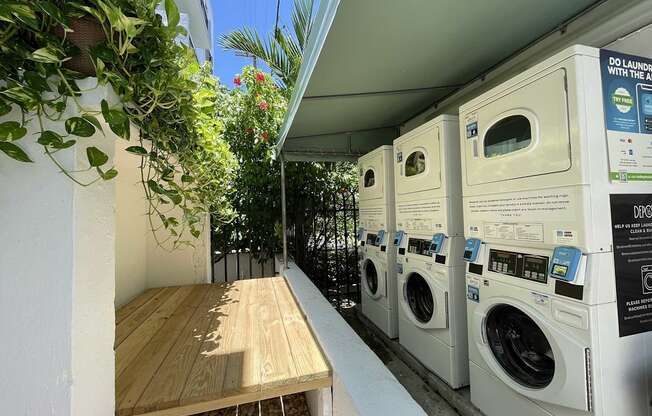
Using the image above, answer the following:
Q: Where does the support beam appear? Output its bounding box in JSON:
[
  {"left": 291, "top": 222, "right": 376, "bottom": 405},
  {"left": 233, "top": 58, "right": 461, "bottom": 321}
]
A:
[{"left": 280, "top": 153, "right": 288, "bottom": 271}]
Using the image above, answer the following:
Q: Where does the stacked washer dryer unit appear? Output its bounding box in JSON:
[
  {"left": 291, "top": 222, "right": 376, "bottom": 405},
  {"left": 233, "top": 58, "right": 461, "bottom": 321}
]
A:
[
  {"left": 357, "top": 145, "right": 398, "bottom": 338},
  {"left": 460, "top": 45, "right": 652, "bottom": 416},
  {"left": 393, "top": 115, "right": 469, "bottom": 388}
]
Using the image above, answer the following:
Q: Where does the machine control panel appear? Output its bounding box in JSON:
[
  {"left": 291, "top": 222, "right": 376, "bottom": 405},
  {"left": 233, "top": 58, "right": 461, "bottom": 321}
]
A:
[
  {"left": 408, "top": 238, "right": 434, "bottom": 257},
  {"left": 463, "top": 238, "right": 482, "bottom": 263},
  {"left": 430, "top": 233, "right": 446, "bottom": 254},
  {"left": 366, "top": 233, "right": 378, "bottom": 247},
  {"left": 548, "top": 246, "right": 582, "bottom": 283},
  {"left": 488, "top": 249, "right": 549, "bottom": 284}
]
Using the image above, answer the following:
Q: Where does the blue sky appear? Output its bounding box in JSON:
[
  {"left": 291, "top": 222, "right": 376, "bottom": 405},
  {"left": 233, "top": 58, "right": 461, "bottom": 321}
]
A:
[{"left": 210, "top": 0, "right": 295, "bottom": 87}]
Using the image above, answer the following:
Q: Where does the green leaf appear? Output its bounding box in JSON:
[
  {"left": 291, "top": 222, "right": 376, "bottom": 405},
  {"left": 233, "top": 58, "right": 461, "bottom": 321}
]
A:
[
  {"left": 23, "top": 71, "right": 50, "bottom": 92},
  {"left": 125, "top": 146, "right": 148, "bottom": 155},
  {"left": 0, "top": 100, "right": 10, "bottom": 117},
  {"left": 0, "top": 4, "right": 39, "bottom": 30},
  {"left": 190, "top": 228, "right": 201, "bottom": 239},
  {"left": 52, "top": 140, "right": 76, "bottom": 149},
  {"left": 36, "top": 2, "right": 68, "bottom": 27},
  {"left": 166, "top": 190, "right": 182, "bottom": 205},
  {"left": 181, "top": 174, "right": 193, "bottom": 183},
  {"left": 0, "top": 142, "right": 32, "bottom": 162},
  {"left": 164, "top": 0, "right": 180, "bottom": 30},
  {"left": 101, "top": 100, "right": 130, "bottom": 140},
  {"left": 65, "top": 117, "right": 95, "bottom": 137},
  {"left": 37, "top": 130, "right": 64, "bottom": 146},
  {"left": 29, "top": 47, "right": 62, "bottom": 64},
  {"left": 97, "top": 167, "right": 118, "bottom": 180},
  {"left": 0, "top": 121, "right": 26, "bottom": 141},
  {"left": 82, "top": 115, "right": 103, "bottom": 134},
  {"left": 86, "top": 146, "right": 108, "bottom": 167},
  {"left": 147, "top": 179, "right": 165, "bottom": 194}
]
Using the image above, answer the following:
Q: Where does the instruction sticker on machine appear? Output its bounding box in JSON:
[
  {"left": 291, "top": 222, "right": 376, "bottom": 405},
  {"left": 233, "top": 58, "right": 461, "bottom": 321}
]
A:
[
  {"left": 610, "top": 194, "right": 652, "bottom": 337},
  {"left": 600, "top": 49, "right": 652, "bottom": 182}
]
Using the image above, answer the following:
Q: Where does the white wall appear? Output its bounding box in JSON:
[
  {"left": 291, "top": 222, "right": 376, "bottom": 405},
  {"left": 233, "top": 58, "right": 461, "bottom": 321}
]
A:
[
  {"left": 0, "top": 80, "right": 116, "bottom": 416},
  {"left": 114, "top": 143, "right": 212, "bottom": 307},
  {"left": 114, "top": 139, "right": 148, "bottom": 307}
]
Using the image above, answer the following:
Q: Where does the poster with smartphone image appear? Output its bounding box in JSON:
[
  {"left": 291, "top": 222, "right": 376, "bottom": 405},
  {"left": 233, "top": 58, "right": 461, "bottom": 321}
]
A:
[
  {"left": 600, "top": 49, "right": 652, "bottom": 182},
  {"left": 610, "top": 194, "right": 652, "bottom": 337}
]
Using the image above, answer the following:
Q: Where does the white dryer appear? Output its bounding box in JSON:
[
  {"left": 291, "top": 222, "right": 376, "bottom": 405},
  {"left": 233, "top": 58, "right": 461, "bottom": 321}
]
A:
[
  {"left": 357, "top": 145, "right": 398, "bottom": 338},
  {"left": 394, "top": 115, "right": 469, "bottom": 388},
  {"left": 459, "top": 45, "right": 652, "bottom": 415}
]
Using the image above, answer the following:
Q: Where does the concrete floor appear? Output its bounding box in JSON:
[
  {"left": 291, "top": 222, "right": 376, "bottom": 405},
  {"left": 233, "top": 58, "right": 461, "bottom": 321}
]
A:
[{"left": 342, "top": 308, "right": 483, "bottom": 416}]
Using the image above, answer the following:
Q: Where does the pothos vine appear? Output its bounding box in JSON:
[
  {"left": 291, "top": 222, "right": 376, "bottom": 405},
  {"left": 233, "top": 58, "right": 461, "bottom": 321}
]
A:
[{"left": 0, "top": 0, "right": 236, "bottom": 249}]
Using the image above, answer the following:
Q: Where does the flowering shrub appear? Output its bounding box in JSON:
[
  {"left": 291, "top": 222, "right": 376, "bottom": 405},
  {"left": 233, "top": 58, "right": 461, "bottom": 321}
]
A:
[{"left": 215, "top": 66, "right": 356, "bottom": 258}]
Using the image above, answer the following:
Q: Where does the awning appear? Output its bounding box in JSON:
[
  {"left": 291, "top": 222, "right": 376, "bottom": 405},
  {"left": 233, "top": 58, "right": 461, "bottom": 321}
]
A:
[{"left": 276, "top": 0, "right": 652, "bottom": 161}]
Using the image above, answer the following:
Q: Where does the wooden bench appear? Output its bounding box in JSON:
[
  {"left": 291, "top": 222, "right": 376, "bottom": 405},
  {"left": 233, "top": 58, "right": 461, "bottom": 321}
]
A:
[{"left": 115, "top": 277, "right": 332, "bottom": 416}]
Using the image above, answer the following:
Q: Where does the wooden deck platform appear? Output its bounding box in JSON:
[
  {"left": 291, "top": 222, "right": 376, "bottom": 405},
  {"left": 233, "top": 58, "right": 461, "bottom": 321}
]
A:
[{"left": 115, "top": 277, "right": 332, "bottom": 416}]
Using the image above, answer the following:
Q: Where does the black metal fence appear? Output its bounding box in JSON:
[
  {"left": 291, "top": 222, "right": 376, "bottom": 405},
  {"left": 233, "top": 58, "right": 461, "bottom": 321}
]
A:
[
  {"left": 287, "top": 189, "right": 360, "bottom": 311},
  {"left": 211, "top": 189, "right": 360, "bottom": 311}
]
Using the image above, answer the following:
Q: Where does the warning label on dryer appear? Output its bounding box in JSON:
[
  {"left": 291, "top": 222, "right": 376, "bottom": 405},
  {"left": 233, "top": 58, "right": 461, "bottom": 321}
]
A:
[
  {"left": 610, "top": 193, "right": 652, "bottom": 337},
  {"left": 600, "top": 50, "right": 652, "bottom": 182}
]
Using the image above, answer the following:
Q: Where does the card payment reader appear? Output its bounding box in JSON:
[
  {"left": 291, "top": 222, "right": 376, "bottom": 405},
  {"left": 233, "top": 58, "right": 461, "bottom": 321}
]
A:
[
  {"left": 357, "top": 227, "right": 365, "bottom": 241},
  {"left": 430, "top": 233, "right": 446, "bottom": 255},
  {"left": 376, "top": 230, "right": 387, "bottom": 252},
  {"left": 463, "top": 238, "right": 483, "bottom": 263},
  {"left": 394, "top": 231, "right": 405, "bottom": 246},
  {"left": 548, "top": 246, "right": 585, "bottom": 285}
]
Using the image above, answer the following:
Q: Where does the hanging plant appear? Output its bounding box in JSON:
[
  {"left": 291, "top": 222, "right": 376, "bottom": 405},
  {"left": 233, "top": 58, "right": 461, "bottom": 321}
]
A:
[{"left": 0, "top": 0, "right": 236, "bottom": 248}]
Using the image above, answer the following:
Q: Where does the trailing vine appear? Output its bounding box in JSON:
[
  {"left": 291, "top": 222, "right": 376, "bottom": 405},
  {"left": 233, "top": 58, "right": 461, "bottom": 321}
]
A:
[{"left": 0, "top": 0, "right": 236, "bottom": 248}]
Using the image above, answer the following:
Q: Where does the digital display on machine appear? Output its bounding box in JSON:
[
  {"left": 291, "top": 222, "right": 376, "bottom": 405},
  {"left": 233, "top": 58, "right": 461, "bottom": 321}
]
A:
[
  {"left": 463, "top": 250, "right": 473, "bottom": 260},
  {"left": 366, "top": 233, "right": 378, "bottom": 246},
  {"left": 408, "top": 238, "right": 433, "bottom": 257},
  {"left": 551, "top": 264, "right": 568, "bottom": 278},
  {"left": 488, "top": 249, "right": 548, "bottom": 284}
]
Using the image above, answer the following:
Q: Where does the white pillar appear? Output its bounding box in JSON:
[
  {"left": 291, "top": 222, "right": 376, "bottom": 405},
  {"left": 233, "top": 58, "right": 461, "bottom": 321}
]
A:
[{"left": 0, "top": 79, "right": 117, "bottom": 415}]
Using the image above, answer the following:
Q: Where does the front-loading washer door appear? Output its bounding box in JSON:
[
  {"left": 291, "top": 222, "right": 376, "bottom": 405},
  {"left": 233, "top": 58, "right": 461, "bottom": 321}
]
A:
[
  {"left": 395, "top": 125, "right": 441, "bottom": 196},
  {"left": 473, "top": 298, "right": 589, "bottom": 411},
  {"left": 463, "top": 68, "right": 571, "bottom": 187},
  {"left": 362, "top": 258, "right": 385, "bottom": 299},
  {"left": 401, "top": 271, "right": 447, "bottom": 329}
]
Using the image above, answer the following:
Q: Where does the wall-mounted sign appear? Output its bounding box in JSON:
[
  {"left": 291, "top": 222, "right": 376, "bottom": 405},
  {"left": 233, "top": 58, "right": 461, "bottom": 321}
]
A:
[
  {"left": 600, "top": 50, "right": 652, "bottom": 182},
  {"left": 610, "top": 193, "right": 652, "bottom": 337}
]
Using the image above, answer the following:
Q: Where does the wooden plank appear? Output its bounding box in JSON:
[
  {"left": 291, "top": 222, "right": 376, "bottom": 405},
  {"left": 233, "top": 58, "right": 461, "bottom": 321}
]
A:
[
  {"left": 116, "top": 285, "right": 208, "bottom": 415},
  {"left": 133, "top": 285, "right": 228, "bottom": 414},
  {"left": 116, "top": 288, "right": 163, "bottom": 325},
  {"left": 115, "top": 287, "right": 178, "bottom": 347},
  {"left": 258, "top": 277, "right": 300, "bottom": 390},
  {"left": 179, "top": 281, "right": 242, "bottom": 405},
  {"left": 272, "top": 277, "right": 331, "bottom": 383},
  {"left": 115, "top": 286, "right": 194, "bottom": 379},
  {"left": 221, "top": 278, "right": 261, "bottom": 396}
]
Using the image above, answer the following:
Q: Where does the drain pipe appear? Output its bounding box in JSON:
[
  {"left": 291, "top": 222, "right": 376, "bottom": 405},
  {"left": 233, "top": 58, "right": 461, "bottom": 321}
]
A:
[{"left": 280, "top": 153, "right": 288, "bottom": 271}]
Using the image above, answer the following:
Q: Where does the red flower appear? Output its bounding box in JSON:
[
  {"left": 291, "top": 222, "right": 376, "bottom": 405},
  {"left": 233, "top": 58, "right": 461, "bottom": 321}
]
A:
[
  {"left": 258, "top": 100, "right": 269, "bottom": 111},
  {"left": 233, "top": 75, "right": 241, "bottom": 86},
  {"left": 245, "top": 127, "right": 253, "bottom": 135},
  {"left": 256, "top": 72, "right": 265, "bottom": 82},
  {"left": 261, "top": 132, "right": 269, "bottom": 141}
]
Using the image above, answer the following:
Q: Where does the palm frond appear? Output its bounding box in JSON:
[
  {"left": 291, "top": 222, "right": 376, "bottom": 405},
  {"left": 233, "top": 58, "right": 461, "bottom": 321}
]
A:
[{"left": 291, "top": 0, "right": 314, "bottom": 51}]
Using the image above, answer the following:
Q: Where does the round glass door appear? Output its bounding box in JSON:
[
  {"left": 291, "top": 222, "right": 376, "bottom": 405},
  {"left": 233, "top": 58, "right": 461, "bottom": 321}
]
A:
[
  {"left": 485, "top": 304, "right": 555, "bottom": 388},
  {"left": 364, "top": 260, "right": 378, "bottom": 295},
  {"left": 405, "top": 273, "right": 433, "bottom": 323}
]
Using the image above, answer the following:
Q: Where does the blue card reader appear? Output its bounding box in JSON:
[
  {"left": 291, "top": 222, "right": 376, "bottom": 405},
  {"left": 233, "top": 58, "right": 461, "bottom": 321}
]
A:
[
  {"left": 548, "top": 246, "right": 582, "bottom": 283},
  {"left": 463, "top": 238, "right": 482, "bottom": 263},
  {"left": 394, "top": 231, "right": 405, "bottom": 246},
  {"left": 375, "top": 230, "right": 386, "bottom": 246},
  {"left": 430, "top": 233, "right": 446, "bottom": 254},
  {"left": 357, "top": 227, "right": 365, "bottom": 241}
]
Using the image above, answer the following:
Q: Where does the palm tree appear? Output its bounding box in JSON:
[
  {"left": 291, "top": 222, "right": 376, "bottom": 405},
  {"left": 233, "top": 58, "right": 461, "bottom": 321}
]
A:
[{"left": 218, "top": 0, "right": 314, "bottom": 89}]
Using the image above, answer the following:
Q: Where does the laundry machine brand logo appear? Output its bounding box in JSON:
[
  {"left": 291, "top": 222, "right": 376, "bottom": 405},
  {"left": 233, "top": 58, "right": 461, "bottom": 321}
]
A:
[
  {"left": 633, "top": 204, "right": 652, "bottom": 219},
  {"left": 612, "top": 87, "right": 634, "bottom": 113},
  {"left": 642, "top": 265, "right": 652, "bottom": 294}
]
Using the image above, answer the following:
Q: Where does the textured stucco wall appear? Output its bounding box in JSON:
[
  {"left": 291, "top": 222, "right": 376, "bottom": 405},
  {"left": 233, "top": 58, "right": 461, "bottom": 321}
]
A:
[{"left": 0, "top": 79, "right": 116, "bottom": 415}]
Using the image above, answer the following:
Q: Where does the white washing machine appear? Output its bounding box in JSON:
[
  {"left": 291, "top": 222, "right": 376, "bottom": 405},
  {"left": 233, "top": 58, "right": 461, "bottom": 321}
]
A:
[
  {"left": 459, "top": 45, "right": 652, "bottom": 415},
  {"left": 465, "top": 243, "right": 652, "bottom": 416},
  {"left": 357, "top": 145, "right": 398, "bottom": 338},
  {"left": 393, "top": 115, "right": 469, "bottom": 388}
]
